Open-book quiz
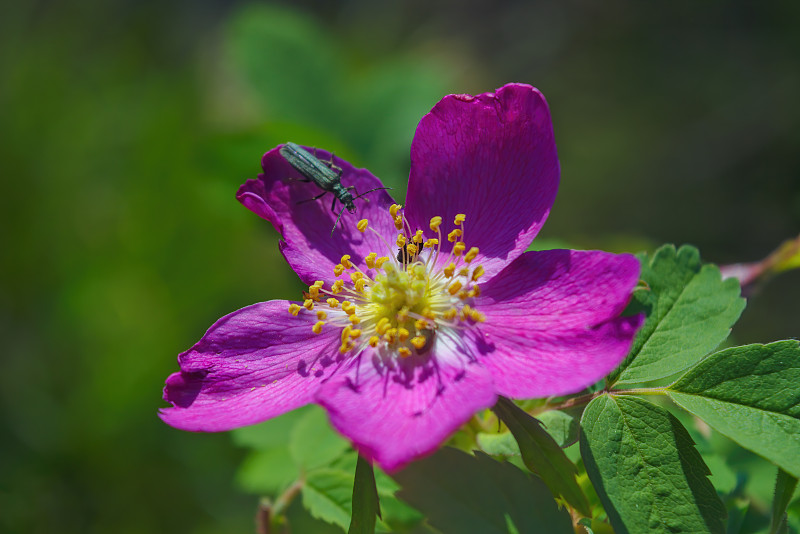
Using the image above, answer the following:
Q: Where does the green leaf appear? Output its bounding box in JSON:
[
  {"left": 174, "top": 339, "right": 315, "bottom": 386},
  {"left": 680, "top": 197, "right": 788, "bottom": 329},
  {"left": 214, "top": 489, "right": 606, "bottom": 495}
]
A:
[
  {"left": 231, "top": 406, "right": 309, "bottom": 450},
  {"left": 770, "top": 469, "right": 798, "bottom": 534},
  {"left": 303, "top": 468, "right": 354, "bottom": 531},
  {"left": 611, "top": 245, "right": 745, "bottom": 386},
  {"left": 477, "top": 432, "right": 521, "bottom": 457},
  {"left": 537, "top": 409, "right": 580, "bottom": 447},
  {"left": 348, "top": 455, "right": 380, "bottom": 534},
  {"left": 580, "top": 395, "right": 726, "bottom": 534},
  {"left": 289, "top": 405, "right": 351, "bottom": 470},
  {"left": 667, "top": 340, "right": 800, "bottom": 478},
  {"left": 493, "top": 397, "right": 591, "bottom": 517},
  {"left": 236, "top": 446, "right": 297, "bottom": 495},
  {"left": 393, "top": 448, "right": 573, "bottom": 534}
]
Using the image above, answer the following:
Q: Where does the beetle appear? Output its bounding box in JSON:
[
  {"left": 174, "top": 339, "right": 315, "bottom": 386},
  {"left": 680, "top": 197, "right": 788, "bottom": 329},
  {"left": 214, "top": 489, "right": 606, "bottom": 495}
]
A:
[{"left": 279, "top": 142, "right": 390, "bottom": 234}]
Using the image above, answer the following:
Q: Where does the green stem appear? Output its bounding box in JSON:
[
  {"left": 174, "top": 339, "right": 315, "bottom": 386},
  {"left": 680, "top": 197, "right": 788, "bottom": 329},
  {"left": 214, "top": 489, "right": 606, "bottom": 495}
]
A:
[{"left": 544, "top": 386, "right": 666, "bottom": 412}]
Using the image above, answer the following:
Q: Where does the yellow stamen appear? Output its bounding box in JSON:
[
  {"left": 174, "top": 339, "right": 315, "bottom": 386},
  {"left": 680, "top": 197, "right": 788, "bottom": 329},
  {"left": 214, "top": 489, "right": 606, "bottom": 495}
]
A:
[
  {"left": 303, "top": 299, "right": 314, "bottom": 310},
  {"left": 470, "top": 310, "right": 486, "bottom": 322},
  {"left": 365, "top": 252, "right": 377, "bottom": 269},
  {"left": 334, "top": 264, "right": 345, "bottom": 276},
  {"left": 316, "top": 310, "right": 327, "bottom": 320},
  {"left": 396, "top": 234, "right": 407, "bottom": 247},
  {"left": 394, "top": 216, "right": 403, "bottom": 230},
  {"left": 375, "top": 256, "right": 390, "bottom": 269},
  {"left": 331, "top": 279, "right": 344, "bottom": 293},
  {"left": 357, "top": 219, "right": 369, "bottom": 232},
  {"left": 406, "top": 243, "right": 418, "bottom": 257},
  {"left": 326, "top": 297, "right": 340, "bottom": 308},
  {"left": 341, "top": 326, "right": 352, "bottom": 343},
  {"left": 288, "top": 303, "right": 301, "bottom": 316},
  {"left": 472, "top": 265, "right": 485, "bottom": 281},
  {"left": 398, "top": 347, "right": 412, "bottom": 358},
  {"left": 354, "top": 278, "right": 366, "bottom": 292},
  {"left": 458, "top": 267, "right": 469, "bottom": 277},
  {"left": 424, "top": 238, "right": 439, "bottom": 248},
  {"left": 390, "top": 204, "right": 402, "bottom": 218},
  {"left": 376, "top": 317, "right": 391, "bottom": 335},
  {"left": 350, "top": 329, "right": 362, "bottom": 339},
  {"left": 396, "top": 307, "right": 409, "bottom": 323},
  {"left": 464, "top": 247, "right": 479, "bottom": 263},
  {"left": 447, "top": 229, "right": 463, "bottom": 242},
  {"left": 312, "top": 321, "right": 324, "bottom": 334},
  {"left": 412, "top": 230, "right": 424, "bottom": 243},
  {"left": 369, "top": 336, "right": 380, "bottom": 347},
  {"left": 414, "top": 319, "right": 428, "bottom": 330},
  {"left": 448, "top": 281, "right": 463, "bottom": 295},
  {"left": 468, "top": 284, "right": 481, "bottom": 297},
  {"left": 443, "top": 308, "right": 458, "bottom": 320},
  {"left": 349, "top": 314, "right": 361, "bottom": 325},
  {"left": 429, "top": 216, "right": 442, "bottom": 231},
  {"left": 453, "top": 242, "right": 466, "bottom": 256},
  {"left": 454, "top": 213, "right": 466, "bottom": 225},
  {"left": 340, "top": 255, "right": 352, "bottom": 269},
  {"left": 443, "top": 262, "right": 456, "bottom": 278},
  {"left": 350, "top": 272, "right": 363, "bottom": 283},
  {"left": 410, "top": 336, "right": 427, "bottom": 349},
  {"left": 312, "top": 280, "right": 324, "bottom": 288},
  {"left": 397, "top": 328, "right": 410, "bottom": 342}
]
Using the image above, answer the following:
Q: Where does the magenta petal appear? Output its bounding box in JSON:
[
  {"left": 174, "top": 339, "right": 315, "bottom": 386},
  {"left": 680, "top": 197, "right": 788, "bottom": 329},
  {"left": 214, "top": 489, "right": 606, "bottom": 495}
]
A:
[
  {"left": 237, "top": 146, "right": 398, "bottom": 286},
  {"left": 405, "top": 83, "right": 559, "bottom": 278},
  {"left": 159, "top": 301, "right": 346, "bottom": 431},
  {"left": 474, "top": 249, "right": 642, "bottom": 398},
  {"left": 317, "top": 346, "right": 496, "bottom": 472}
]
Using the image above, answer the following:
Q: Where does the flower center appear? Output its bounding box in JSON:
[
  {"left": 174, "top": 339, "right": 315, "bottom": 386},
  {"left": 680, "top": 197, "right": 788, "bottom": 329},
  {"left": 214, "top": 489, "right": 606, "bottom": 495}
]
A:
[{"left": 287, "top": 205, "right": 486, "bottom": 359}]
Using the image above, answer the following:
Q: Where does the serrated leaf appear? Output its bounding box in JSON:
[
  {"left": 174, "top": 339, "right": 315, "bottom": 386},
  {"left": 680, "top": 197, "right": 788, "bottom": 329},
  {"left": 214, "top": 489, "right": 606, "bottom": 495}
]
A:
[
  {"left": 301, "top": 452, "right": 422, "bottom": 532},
  {"left": 393, "top": 448, "right": 573, "bottom": 534},
  {"left": 348, "top": 455, "right": 380, "bottom": 534},
  {"left": 611, "top": 245, "right": 745, "bottom": 386},
  {"left": 667, "top": 340, "right": 800, "bottom": 478},
  {"left": 303, "top": 468, "right": 354, "bottom": 531},
  {"left": 770, "top": 469, "right": 798, "bottom": 534},
  {"left": 289, "top": 405, "right": 350, "bottom": 470},
  {"left": 493, "top": 397, "right": 591, "bottom": 517},
  {"left": 580, "top": 395, "right": 726, "bottom": 534}
]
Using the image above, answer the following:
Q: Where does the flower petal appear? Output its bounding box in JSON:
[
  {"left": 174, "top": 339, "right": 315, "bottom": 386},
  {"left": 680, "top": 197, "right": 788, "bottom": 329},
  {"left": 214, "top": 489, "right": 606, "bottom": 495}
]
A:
[
  {"left": 237, "top": 145, "right": 398, "bottom": 285},
  {"left": 473, "top": 249, "right": 642, "bottom": 398},
  {"left": 160, "top": 300, "right": 347, "bottom": 431},
  {"left": 316, "top": 339, "right": 496, "bottom": 472},
  {"left": 404, "top": 83, "right": 559, "bottom": 279}
]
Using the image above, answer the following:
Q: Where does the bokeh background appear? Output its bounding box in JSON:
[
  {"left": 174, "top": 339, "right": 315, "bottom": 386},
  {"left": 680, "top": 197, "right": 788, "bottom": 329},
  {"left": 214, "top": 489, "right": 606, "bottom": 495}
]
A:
[{"left": 2, "top": 1, "right": 799, "bottom": 532}]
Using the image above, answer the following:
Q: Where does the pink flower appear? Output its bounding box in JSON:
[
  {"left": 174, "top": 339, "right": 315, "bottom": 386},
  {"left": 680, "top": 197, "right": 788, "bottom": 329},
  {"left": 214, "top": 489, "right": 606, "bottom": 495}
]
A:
[{"left": 160, "top": 83, "right": 642, "bottom": 471}]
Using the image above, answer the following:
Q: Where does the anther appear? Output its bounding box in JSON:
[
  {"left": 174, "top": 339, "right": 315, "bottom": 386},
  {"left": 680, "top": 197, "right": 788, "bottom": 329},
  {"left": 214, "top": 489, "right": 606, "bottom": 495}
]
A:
[
  {"left": 454, "top": 214, "right": 466, "bottom": 225},
  {"left": 410, "top": 336, "right": 427, "bottom": 349},
  {"left": 390, "top": 204, "right": 402, "bottom": 218},
  {"left": 448, "top": 281, "right": 463, "bottom": 295},
  {"left": 368, "top": 336, "right": 380, "bottom": 347},
  {"left": 303, "top": 299, "right": 314, "bottom": 310},
  {"left": 447, "top": 229, "right": 463, "bottom": 242},
  {"left": 396, "top": 234, "right": 406, "bottom": 247},
  {"left": 412, "top": 230, "right": 424, "bottom": 243},
  {"left": 365, "top": 252, "right": 377, "bottom": 269},
  {"left": 334, "top": 264, "right": 345, "bottom": 276},
  {"left": 453, "top": 242, "right": 466, "bottom": 256},
  {"left": 442, "top": 308, "right": 458, "bottom": 320},
  {"left": 429, "top": 216, "right": 442, "bottom": 231},
  {"left": 326, "top": 297, "right": 340, "bottom": 308},
  {"left": 316, "top": 310, "right": 327, "bottom": 320},
  {"left": 398, "top": 347, "right": 412, "bottom": 358},
  {"left": 312, "top": 321, "right": 324, "bottom": 334},
  {"left": 332, "top": 280, "right": 344, "bottom": 293},
  {"left": 464, "top": 247, "right": 479, "bottom": 263},
  {"left": 472, "top": 265, "right": 485, "bottom": 281},
  {"left": 394, "top": 216, "right": 403, "bottom": 230},
  {"left": 349, "top": 315, "right": 361, "bottom": 325},
  {"left": 424, "top": 238, "right": 439, "bottom": 248},
  {"left": 357, "top": 219, "right": 369, "bottom": 232},
  {"left": 288, "top": 303, "right": 301, "bottom": 316},
  {"left": 340, "top": 255, "right": 352, "bottom": 269},
  {"left": 443, "top": 262, "right": 456, "bottom": 278},
  {"left": 375, "top": 256, "right": 390, "bottom": 269}
]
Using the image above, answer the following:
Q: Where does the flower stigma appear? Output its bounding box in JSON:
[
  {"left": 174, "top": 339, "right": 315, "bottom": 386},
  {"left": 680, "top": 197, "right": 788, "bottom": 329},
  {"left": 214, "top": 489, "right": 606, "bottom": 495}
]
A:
[{"left": 288, "top": 205, "right": 486, "bottom": 358}]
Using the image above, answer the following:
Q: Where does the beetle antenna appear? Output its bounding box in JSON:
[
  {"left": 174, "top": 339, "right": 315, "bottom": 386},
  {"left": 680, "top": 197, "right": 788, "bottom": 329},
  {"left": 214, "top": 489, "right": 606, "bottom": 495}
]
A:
[{"left": 352, "top": 186, "right": 393, "bottom": 201}]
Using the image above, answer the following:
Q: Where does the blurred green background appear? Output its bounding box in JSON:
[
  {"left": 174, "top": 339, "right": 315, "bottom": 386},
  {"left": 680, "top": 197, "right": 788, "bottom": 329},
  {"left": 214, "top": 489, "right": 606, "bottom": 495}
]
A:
[{"left": 1, "top": 1, "right": 798, "bottom": 532}]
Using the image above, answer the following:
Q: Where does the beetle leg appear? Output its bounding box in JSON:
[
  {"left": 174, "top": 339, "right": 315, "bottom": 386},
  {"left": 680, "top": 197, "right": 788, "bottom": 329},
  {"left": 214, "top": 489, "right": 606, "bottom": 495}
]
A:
[
  {"left": 330, "top": 196, "right": 338, "bottom": 214},
  {"left": 288, "top": 177, "right": 312, "bottom": 183},
  {"left": 297, "top": 191, "right": 327, "bottom": 204}
]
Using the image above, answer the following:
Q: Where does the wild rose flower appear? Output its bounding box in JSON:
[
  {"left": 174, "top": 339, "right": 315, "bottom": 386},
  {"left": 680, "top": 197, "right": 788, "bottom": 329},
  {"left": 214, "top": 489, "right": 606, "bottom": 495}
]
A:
[{"left": 160, "top": 83, "right": 642, "bottom": 471}]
